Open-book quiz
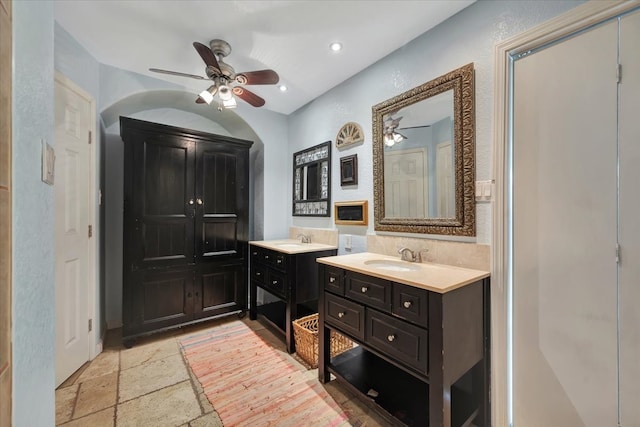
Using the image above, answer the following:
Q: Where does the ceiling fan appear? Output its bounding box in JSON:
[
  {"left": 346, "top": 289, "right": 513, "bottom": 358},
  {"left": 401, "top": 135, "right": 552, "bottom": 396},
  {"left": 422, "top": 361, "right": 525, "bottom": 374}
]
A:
[
  {"left": 383, "top": 115, "right": 431, "bottom": 147},
  {"left": 149, "top": 39, "right": 279, "bottom": 109}
]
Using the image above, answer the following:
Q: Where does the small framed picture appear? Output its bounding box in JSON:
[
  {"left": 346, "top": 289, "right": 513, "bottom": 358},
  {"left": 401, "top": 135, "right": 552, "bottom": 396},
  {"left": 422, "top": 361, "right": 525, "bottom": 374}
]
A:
[{"left": 340, "top": 154, "right": 357, "bottom": 186}]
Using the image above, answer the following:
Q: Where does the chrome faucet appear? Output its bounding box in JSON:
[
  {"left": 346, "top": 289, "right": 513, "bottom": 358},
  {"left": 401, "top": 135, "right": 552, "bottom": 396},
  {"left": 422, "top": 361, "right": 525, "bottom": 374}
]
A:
[
  {"left": 297, "top": 234, "right": 311, "bottom": 244},
  {"left": 398, "top": 247, "right": 417, "bottom": 262}
]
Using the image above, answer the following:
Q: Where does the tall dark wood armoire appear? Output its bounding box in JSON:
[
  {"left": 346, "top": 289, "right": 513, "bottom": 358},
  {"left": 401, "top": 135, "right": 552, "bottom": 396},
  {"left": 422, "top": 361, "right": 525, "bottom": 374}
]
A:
[{"left": 120, "top": 117, "right": 252, "bottom": 346}]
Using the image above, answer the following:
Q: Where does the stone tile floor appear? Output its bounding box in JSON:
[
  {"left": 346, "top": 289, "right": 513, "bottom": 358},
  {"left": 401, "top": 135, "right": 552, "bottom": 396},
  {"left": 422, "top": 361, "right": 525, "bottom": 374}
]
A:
[{"left": 55, "top": 316, "right": 392, "bottom": 426}]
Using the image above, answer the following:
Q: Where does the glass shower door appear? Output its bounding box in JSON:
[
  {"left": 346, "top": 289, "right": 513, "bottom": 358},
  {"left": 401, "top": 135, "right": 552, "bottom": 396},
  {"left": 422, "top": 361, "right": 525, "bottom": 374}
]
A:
[{"left": 512, "top": 19, "right": 619, "bottom": 426}]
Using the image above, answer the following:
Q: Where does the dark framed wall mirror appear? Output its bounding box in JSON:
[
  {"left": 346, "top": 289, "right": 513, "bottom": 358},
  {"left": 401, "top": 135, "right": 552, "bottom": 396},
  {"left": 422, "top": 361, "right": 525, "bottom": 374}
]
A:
[{"left": 292, "top": 141, "right": 331, "bottom": 216}]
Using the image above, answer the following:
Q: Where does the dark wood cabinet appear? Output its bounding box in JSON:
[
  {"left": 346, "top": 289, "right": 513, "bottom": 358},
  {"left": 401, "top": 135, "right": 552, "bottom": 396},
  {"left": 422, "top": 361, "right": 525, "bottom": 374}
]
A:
[
  {"left": 318, "top": 261, "right": 490, "bottom": 427},
  {"left": 121, "top": 117, "right": 252, "bottom": 345},
  {"left": 249, "top": 243, "right": 337, "bottom": 353}
]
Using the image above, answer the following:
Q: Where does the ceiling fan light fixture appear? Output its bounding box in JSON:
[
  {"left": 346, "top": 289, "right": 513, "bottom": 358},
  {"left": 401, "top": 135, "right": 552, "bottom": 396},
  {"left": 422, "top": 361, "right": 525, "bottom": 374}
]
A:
[
  {"left": 222, "top": 97, "right": 237, "bottom": 109},
  {"left": 198, "top": 85, "right": 216, "bottom": 104},
  {"left": 218, "top": 84, "right": 233, "bottom": 101},
  {"left": 384, "top": 132, "right": 405, "bottom": 147}
]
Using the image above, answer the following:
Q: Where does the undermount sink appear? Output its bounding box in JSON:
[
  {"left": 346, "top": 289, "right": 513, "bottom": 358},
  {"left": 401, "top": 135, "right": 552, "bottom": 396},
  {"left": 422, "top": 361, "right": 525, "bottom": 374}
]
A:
[
  {"left": 364, "top": 259, "right": 421, "bottom": 272},
  {"left": 274, "top": 242, "right": 305, "bottom": 248}
]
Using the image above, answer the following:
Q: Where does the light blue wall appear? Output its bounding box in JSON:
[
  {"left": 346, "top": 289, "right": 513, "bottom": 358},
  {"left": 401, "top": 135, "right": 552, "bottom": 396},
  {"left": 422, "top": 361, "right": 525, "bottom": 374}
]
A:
[
  {"left": 288, "top": 0, "right": 584, "bottom": 250},
  {"left": 13, "top": 2, "right": 56, "bottom": 425}
]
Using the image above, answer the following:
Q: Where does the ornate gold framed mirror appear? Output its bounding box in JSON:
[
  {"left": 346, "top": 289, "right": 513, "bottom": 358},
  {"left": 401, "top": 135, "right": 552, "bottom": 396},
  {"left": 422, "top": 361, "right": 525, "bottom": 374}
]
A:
[{"left": 372, "top": 63, "right": 475, "bottom": 236}]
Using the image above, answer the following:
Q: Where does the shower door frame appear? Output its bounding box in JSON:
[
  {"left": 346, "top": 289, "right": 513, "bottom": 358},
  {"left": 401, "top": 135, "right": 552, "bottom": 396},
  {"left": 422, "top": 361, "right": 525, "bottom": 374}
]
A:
[{"left": 491, "top": 1, "right": 640, "bottom": 425}]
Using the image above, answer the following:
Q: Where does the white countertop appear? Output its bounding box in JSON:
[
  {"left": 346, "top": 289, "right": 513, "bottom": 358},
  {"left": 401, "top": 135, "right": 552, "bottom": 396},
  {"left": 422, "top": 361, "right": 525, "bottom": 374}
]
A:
[
  {"left": 250, "top": 239, "right": 338, "bottom": 255},
  {"left": 316, "top": 252, "right": 489, "bottom": 294}
]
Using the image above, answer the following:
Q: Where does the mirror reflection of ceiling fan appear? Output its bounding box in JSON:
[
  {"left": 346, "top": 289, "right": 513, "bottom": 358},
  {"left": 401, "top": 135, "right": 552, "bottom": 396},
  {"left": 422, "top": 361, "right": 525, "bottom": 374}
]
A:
[
  {"left": 149, "top": 39, "right": 279, "bottom": 110},
  {"left": 383, "top": 115, "right": 430, "bottom": 147}
]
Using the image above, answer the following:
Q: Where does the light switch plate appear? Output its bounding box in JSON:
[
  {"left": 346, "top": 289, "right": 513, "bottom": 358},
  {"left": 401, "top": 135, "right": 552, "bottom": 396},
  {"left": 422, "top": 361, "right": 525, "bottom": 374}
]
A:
[
  {"left": 475, "top": 180, "right": 493, "bottom": 202},
  {"left": 41, "top": 139, "right": 55, "bottom": 185}
]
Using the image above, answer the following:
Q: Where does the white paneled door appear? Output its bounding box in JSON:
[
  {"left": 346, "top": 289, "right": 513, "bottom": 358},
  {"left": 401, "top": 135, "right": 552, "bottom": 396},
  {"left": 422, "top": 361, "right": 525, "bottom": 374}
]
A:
[
  {"left": 54, "top": 75, "right": 94, "bottom": 387},
  {"left": 384, "top": 148, "right": 427, "bottom": 218},
  {"left": 512, "top": 10, "right": 640, "bottom": 426}
]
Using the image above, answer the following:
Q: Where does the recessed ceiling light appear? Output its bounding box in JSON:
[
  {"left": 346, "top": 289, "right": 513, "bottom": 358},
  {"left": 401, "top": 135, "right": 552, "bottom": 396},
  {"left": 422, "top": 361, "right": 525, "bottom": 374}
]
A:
[
  {"left": 329, "top": 42, "right": 343, "bottom": 52},
  {"left": 279, "top": 85, "right": 288, "bottom": 92}
]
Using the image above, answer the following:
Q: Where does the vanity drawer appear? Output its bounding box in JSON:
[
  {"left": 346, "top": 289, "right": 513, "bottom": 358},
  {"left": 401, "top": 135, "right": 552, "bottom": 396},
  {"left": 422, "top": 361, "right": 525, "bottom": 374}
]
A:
[
  {"left": 324, "top": 266, "right": 345, "bottom": 295},
  {"left": 273, "top": 253, "right": 288, "bottom": 271},
  {"left": 392, "top": 283, "right": 429, "bottom": 328},
  {"left": 250, "top": 246, "right": 263, "bottom": 264},
  {"left": 345, "top": 271, "right": 392, "bottom": 312},
  {"left": 251, "top": 264, "right": 266, "bottom": 285},
  {"left": 263, "top": 270, "right": 287, "bottom": 298},
  {"left": 325, "top": 293, "right": 365, "bottom": 341},
  {"left": 366, "top": 308, "right": 428, "bottom": 375}
]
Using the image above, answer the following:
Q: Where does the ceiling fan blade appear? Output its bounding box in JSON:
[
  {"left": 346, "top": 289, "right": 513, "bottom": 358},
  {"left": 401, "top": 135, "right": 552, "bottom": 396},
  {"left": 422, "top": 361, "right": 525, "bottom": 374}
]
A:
[
  {"left": 149, "top": 68, "right": 207, "bottom": 80},
  {"left": 235, "top": 69, "right": 279, "bottom": 85},
  {"left": 196, "top": 96, "right": 206, "bottom": 104},
  {"left": 193, "top": 42, "right": 221, "bottom": 73},
  {"left": 232, "top": 86, "right": 265, "bottom": 107},
  {"left": 398, "top": 125, "right": 431, "bottom": 130}
]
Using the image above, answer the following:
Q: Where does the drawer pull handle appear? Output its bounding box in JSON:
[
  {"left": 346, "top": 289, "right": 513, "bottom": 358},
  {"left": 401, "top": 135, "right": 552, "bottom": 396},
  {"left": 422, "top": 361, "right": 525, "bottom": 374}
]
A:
[
  {"left": 387, "top": 334, "right": 396, "bottom": 342},
  {"left": 329, "top": 277, "right": 336, "bottom": 283},
  {"left": 403, "top": 301, "right": 412, "bottom": 309},
  {"left": 272, "top": 280, "right": 278, "bottom": 285},
  {"left": 361, "top": 286, "right": 368, "bottom": 293},
  {"left": 338, "top": 312, "right": 345, "bottom": 318}
]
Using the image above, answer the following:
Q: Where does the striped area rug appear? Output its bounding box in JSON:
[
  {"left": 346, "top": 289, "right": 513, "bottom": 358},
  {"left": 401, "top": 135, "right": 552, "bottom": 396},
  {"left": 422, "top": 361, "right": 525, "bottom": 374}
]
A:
[{"left": 179, "top": 321, "right": 350, "bottom": 426}]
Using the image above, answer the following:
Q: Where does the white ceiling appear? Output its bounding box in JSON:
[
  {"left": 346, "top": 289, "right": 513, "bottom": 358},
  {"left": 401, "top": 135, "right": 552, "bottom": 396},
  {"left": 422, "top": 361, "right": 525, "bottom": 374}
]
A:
[{"left": 54, "top": 0, "right": 475, "bottom": 115}]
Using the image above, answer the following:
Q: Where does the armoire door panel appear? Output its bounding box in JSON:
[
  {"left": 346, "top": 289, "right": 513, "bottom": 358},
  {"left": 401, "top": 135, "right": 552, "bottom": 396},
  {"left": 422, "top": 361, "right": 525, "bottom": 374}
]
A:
[
  {"left": 199, "top": 217, "right": 238, "bottom": 258},
  {"left": 199, "top": 149, "right": 238, "bottom": 214},
  {"left": 140, "top": 269, "right": 192, "bottom": 325},
  {"left": 133, "top": 136, "right": 195, "bottom": 269},
  {"left": 143, "top": 142, "right": 191, "bottom": 216},
  {"left": 141, "top": 221, "right": 189, "bottom": 262},
  {"left": 193, "top": 263, "right": 245, "bottom": 319}
]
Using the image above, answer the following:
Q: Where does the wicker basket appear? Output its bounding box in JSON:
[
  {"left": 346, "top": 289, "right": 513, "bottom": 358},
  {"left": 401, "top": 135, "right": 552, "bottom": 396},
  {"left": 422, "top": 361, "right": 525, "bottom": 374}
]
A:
[{"left": 292, "top": 313, "right": 353, "bottom": 369}]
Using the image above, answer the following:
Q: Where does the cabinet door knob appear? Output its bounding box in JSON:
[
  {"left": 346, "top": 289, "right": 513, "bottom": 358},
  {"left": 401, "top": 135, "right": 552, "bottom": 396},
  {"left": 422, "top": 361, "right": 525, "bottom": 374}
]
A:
[
  {"left": 329, "top": 277, "right": 336, "bottom": 283},
  {"left": 265, "top": 255, "right": 269, "bottom": 259},
  {"left": 277, "top": 259, "right": 282, "bottom": 264},
  {"left": 403, "top": 301, "right": 412, "bottom": 309},
  {"left": 387, "top": 334, "right": 396, "bottom": 342},
  {"left": 256, "top": 272, "right": 261, "bottom": 276},
  {"left": 338, "top": 312, "right": 345, "bottom": 318},
  {"left": 188, "top": 199, "right": 195, "bottom": 205},
  {"left": 196, "top": 198, "right": 203, "bottom": 205},
  {"left": 361, "top": 286, "right": 368, "bottom": 293},
  {"left": 272, "top": 280, "right": 278, "bottom": 285}
]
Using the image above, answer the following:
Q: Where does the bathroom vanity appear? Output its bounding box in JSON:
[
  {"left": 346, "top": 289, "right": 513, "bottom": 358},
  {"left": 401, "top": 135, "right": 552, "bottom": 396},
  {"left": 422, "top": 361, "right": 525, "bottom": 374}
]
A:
[
  {"left": 249, "top": 240, "right": 337, "bottom": 353},
  {"left": 317, "top": 252, "right": 490, "bottom": 427}
]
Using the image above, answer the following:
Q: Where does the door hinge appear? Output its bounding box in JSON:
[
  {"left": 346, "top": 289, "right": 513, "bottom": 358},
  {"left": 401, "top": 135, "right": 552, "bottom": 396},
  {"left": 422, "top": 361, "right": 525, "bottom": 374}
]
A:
[
  {"left": 617, "top": 63, "right": 622, "bottom": 83},
  {"left": 88, "top": 225, "right": 93, "bottom": 238},
  {"left": 616, "top": 243, "right": 621, "bottom": 264},
  {"left": 88, "top": 130, "right": 92, "bottom": 144},
  {"left": 88, "top": 319, "right": 92, "bottom": 332}
]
